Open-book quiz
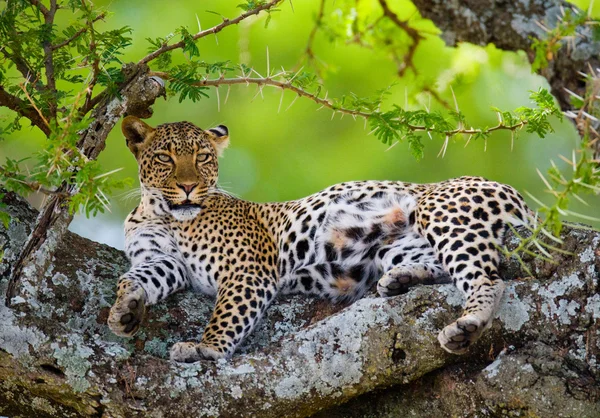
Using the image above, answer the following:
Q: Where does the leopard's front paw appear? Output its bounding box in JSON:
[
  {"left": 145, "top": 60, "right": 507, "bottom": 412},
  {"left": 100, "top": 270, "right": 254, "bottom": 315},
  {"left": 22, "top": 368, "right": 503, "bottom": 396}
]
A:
[
  {"left": 438, "top": 314, "right": 485, "bottom": 354},
  {"left": 170, "top": 342, "right": 227, "bottom": 363},
  {"left": 108, "top": 279, "right": 146, "bottom": 337}
]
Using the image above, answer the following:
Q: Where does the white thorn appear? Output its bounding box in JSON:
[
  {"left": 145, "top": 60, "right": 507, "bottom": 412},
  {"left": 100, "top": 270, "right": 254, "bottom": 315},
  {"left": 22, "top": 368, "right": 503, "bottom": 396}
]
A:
[
  {"left": 449, "top": 85, "right": 459, "bottom": 112},
  {"left": 224, "top": 85, "right": 231, "bottom": 105},
  {"left": 285, "top": 94, "right": 299, "bottom": 111},
  {"left": 288, "top": 66, "right": 303, "bottom": 83},
  {"left": 278, "top": 89, "right": 284, "bottom": 113},
  {"left": 437, "top": 135, "right": 449, "bottom": 158},
  {"left": 196, "top": 14, "right": 202, "bottom": 32},
  {"left": 385, "top": 141, "right": 400, "bottom": 152},
  {"left": 563, "top": 87, "right": 584, "bottom": 101},
  {"left": 266, "top": 46, "right": 270, "bottom": 77},
  {"left": 510, "top": 130, "right": 515, "bottom": 151}
]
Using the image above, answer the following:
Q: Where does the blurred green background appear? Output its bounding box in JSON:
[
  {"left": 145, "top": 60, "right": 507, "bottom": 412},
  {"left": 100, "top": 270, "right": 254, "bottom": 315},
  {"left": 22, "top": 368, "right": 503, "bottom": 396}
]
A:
[{"left": 1, "top": 0, "right": 598, "bottom": 249}]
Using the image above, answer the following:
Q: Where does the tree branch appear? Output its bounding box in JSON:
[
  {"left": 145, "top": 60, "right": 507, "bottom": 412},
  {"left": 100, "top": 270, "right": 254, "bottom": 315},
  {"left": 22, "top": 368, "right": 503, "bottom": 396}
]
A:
[
  {"left": 378, "top": 0, "right": 423, "bottom": 76},
  {"left": 0, "top": 85, "right": 51, "bottom": 136},
  {"left": 1, "top": 192, "right": 598, "bottom": 416},
  {"left": 153, "top": 72, "right": 531, "bottom": 138},
  {"left": 0, "top": 42, "right": 43, "bottom": 91},
  {"left": 42, "top": 0, "right": 59, "bottom": 121},
  {"left": 27, "top": 0, "right": 49, "bottom": 17},
  {"left": 0, "top": 166, "right": 69, "bottom": 197},
  {"left": 50, "top": 12, "right": 106, "bottom": 50},
  {"left": 410, "top": 0, "right": 600, "bottom": 112},
  {"left": 80, "top": 0, "right": 101, "bottom": 114},
  {"left": 138, "top": 0, "right": 283, "bottom": 65},
  {"left": 5, "top": 65, "right": 166, "bottom": 307}
]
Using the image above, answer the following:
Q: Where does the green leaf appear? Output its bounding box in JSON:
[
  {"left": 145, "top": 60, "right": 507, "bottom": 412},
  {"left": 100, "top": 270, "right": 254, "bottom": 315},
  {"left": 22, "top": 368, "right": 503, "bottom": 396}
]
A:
[
  {"left": 177, "top": 27, "right": 200, "bottom": 59},
  {"left": 407, "top": 134, "right": 424, "bottom": 161}
]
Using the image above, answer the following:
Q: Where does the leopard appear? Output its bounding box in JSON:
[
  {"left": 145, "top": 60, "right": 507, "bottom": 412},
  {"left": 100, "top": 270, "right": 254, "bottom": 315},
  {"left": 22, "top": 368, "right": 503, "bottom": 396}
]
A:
[{"left": 107, "top": 116, "right": 532, "bottom": 362}]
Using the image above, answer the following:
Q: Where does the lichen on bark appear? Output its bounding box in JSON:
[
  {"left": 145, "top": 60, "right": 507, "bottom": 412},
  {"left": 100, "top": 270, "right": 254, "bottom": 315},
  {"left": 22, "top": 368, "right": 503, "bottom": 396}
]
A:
[{"left": 0, "top": 191, "right": 598, "bottom": 417}]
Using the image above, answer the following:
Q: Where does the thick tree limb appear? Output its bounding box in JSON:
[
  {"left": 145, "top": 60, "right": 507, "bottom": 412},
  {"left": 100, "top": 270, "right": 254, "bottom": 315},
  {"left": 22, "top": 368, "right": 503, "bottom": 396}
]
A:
[
  {"left": 0, "top": 192, "right": 598, "bottom": 417},
  {"left": 411, "top": 0, "right": 600, "bottom": 112}
]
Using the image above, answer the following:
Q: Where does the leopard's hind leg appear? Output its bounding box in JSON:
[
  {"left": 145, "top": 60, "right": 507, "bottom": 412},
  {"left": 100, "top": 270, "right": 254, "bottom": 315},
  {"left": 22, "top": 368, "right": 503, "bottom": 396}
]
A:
[{"left": 416, "top": 182, "right": 529, "bottom": 354}]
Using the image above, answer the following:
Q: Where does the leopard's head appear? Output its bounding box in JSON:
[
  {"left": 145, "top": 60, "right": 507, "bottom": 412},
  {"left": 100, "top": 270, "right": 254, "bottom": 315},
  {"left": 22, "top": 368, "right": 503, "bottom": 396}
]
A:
[{"left": 122, "top": 116, "right": 229, "bottom": 221}]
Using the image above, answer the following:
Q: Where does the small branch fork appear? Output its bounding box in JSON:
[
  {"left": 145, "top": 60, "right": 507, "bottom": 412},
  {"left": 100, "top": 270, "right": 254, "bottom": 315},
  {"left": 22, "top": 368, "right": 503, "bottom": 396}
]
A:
[
  {"left": 51, "top": 12, "right": 106, "bottom": 50},
  {"left": 378, "top": 0, "right": 423, "bottom": 77},
  {"left": 293, "top": 0, "right": 326, "bottom": 77},
  {"left": 138, "top": 0, "right": 283, "bottom": 65}
]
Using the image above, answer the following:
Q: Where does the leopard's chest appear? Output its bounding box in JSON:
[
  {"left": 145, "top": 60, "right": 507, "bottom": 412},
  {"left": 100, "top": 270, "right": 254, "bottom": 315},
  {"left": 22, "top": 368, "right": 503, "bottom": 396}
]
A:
[{"left": 171, "top": 211, "right": 265, "bottom": 296}]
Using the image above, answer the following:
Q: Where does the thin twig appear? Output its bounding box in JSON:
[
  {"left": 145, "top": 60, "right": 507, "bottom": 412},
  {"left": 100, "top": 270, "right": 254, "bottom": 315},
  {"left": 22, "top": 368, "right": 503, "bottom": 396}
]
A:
[
  {"left": 0, "top": 166, "right": 69, "bottom": 198},
  {"left": 51, "top": 12, "right": 107, "bottom": 50},
  {"left": 138, "top": 0, "right": 283, "bottom": 65},
  {"left": 42, "top": 0, "right": 59, "bottom": 122},
  {"left": 17, "top": 81, "right": 51, "bottom": 130},
  {"left": 293, "top": 0, "right": 326, "bottom": 76},
  {"left": 80, "top": 0, "right": 101, "bottom": 114},
  {"left": 27, "top": 0, "right": 50, "bottom": 16},
  {"left": 0, "top": 85, "right": 51, "bottom": 136},
  {"left": 378, "top": 0, "right": 423, "bottom": 76}
]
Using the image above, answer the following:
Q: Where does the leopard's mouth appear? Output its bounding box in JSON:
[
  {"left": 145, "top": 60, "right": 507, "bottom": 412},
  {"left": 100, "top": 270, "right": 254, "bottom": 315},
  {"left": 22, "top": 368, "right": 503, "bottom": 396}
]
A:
[
  {"left": 167, "top": 200, "right": 203, "bottom": 221},
  {"left": 167, "top": 199, "right": 202, "bottom": 210}
]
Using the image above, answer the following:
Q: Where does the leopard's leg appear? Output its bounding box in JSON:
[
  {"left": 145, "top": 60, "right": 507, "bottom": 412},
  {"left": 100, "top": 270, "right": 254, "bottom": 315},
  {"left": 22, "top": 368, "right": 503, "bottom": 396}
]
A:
[
  {"left": 435, "top": 246, "right": 504, "bottom": 355},
  {"left": 170, "top": 273, "right": 278, "bottom": 362},
  {"left": 416, "top": 198, "right": 508, "bottom": 354},
  {"left": 374, "top": 234, "right": 447, "bottom": 297},
  {"left": 108, "top": 255, "right": 189, "bottom": 337}
]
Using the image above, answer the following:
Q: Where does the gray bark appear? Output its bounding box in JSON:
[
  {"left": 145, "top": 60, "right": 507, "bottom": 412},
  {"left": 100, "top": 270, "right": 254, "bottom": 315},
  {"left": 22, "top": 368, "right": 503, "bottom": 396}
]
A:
[
  {"left": 1, "top": 192, "right": 598, "bottom": 417},
  {"left": 411, "top": 0, "right": 600, "bottom": 113}
]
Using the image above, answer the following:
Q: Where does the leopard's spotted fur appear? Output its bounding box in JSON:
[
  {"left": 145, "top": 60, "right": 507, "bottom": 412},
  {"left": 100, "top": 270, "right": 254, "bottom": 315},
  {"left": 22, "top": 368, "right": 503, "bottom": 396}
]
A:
[{"left": 107, "top": 117, "right": 531, "bottom": 362}]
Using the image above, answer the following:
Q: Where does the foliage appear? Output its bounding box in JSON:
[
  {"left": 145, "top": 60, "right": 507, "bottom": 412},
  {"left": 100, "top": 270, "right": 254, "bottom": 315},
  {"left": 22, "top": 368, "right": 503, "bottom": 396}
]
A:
[
  {"left": 0, "top": 0, "right": 132, "bottom": 217},
  {"left": 0, "top": 0, "right": 598, "bottom": 256}
]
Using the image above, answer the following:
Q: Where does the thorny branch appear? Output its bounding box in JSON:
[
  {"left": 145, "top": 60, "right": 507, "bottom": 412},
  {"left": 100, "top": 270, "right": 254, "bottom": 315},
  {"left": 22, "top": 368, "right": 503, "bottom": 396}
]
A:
[
  {"left": 0, "top": 33, "right": 43, "bottom": 92},
  {"left": 0, "top": 85, "right": 51, "bottom": 136},
  {"left": 138, "top": 0, "right": 283, "bottom": 65},
  {"left": 153, "top": 71, "right": 530, "bottom": 138},
  {"left": 0, "top": 166, "right": 69, "bottom": 198},
  {"left": 27, "top": 0, "right": 49, "bottom": 17}
]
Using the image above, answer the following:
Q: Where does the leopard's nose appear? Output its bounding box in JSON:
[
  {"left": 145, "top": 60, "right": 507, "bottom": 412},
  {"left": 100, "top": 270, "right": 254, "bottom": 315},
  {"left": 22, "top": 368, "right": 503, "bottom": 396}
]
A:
[{"left": 176, "top": 183, "right": 198, "bottom": 195}]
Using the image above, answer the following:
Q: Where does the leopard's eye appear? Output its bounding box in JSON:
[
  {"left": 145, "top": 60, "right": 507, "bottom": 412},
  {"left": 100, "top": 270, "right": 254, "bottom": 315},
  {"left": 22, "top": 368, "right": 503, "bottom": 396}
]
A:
[
  {"left": 196, "top": 153, "right": 211, "bottom": 163},
  {"left": 155, "top": 154, "right": 173, "bottom": 163}
]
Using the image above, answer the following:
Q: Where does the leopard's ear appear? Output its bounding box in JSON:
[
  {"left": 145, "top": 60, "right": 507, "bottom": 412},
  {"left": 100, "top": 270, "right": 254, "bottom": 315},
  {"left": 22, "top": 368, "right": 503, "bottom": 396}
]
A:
[
  {"left": 122, "top": 116, "right": 155, "bottom": 157},
  {"left": 208, "top": 125, "right": 229, "bottom": 157}
]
